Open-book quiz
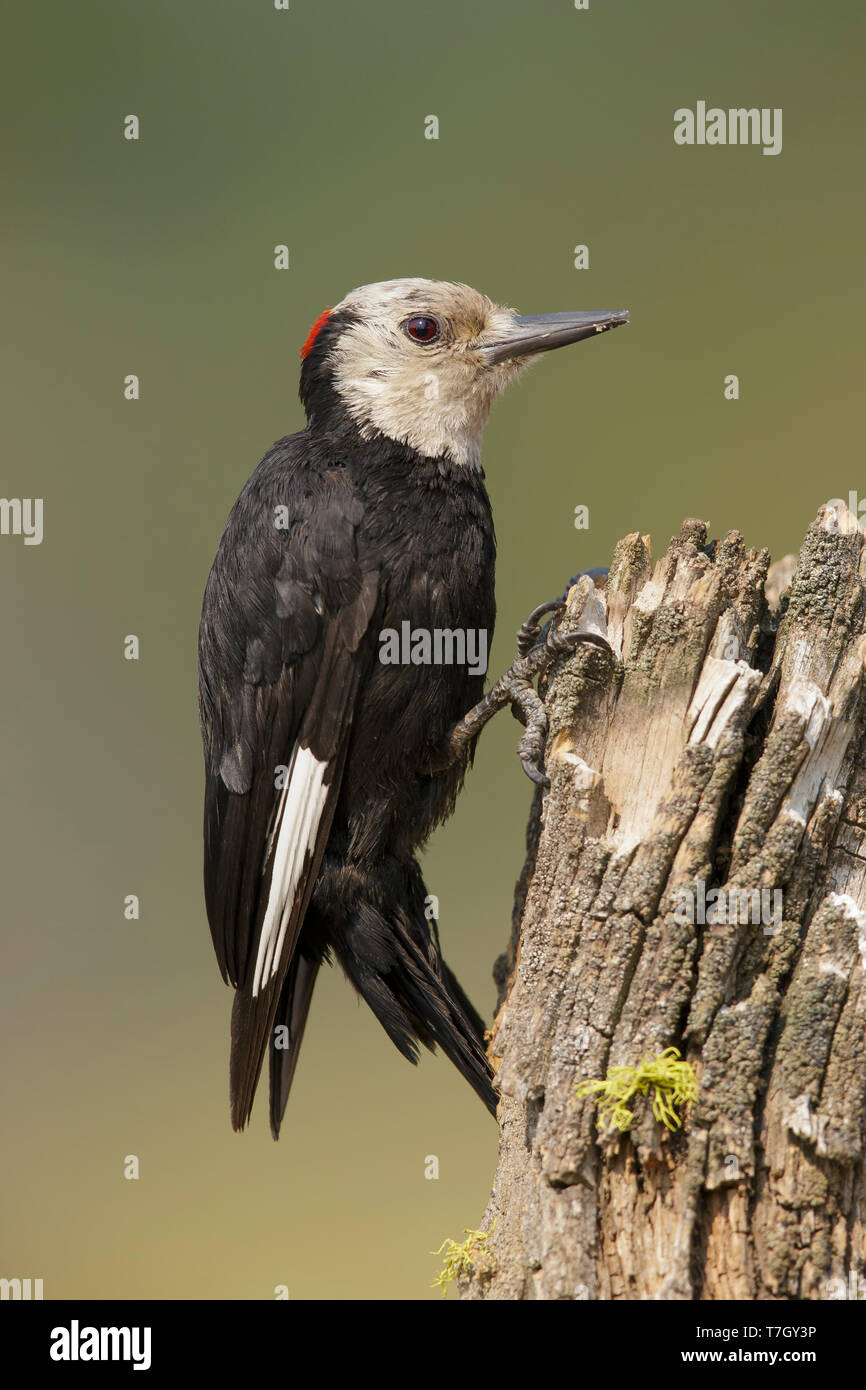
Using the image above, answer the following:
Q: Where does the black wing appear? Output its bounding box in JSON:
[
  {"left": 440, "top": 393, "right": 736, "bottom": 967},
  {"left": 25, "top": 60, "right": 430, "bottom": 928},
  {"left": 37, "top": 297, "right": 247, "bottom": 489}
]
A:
[{"left": 198, "top": 440, "right": 379, "bottom": 1130}]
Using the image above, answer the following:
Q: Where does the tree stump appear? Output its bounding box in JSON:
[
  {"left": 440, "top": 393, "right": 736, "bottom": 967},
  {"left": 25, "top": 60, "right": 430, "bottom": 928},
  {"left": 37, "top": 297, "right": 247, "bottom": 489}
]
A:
[{"left": 463, "top": 506, "right": 866, "bottom": 1301}]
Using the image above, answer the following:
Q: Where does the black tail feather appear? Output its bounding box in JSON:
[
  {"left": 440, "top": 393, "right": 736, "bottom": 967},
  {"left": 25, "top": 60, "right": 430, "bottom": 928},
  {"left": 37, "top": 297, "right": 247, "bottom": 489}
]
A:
[
  {"left": 269, "top": 956, "right": 320, "bottom": 1139},
  {"left": 331, "top": 884, "right": 498, "bottom": 1117}
]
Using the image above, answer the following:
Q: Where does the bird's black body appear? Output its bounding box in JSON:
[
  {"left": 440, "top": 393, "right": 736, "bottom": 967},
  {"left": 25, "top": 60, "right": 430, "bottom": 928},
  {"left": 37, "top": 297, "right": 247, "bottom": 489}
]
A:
[{"left": 199, "top": 308, "right": 497, "bottom": 1134}]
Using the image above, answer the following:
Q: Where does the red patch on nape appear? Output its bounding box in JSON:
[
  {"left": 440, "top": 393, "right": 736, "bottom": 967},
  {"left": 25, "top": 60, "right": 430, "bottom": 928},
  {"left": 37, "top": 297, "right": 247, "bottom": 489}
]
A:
[{"left": 300, "top": 307, "right": 333, "bottom": 360}]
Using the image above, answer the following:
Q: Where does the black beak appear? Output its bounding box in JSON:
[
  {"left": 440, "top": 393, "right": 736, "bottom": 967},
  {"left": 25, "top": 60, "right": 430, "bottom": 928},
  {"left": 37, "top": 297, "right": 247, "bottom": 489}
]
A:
[{"left": 483, "top": 309, "right": 629, "bottom": 364}]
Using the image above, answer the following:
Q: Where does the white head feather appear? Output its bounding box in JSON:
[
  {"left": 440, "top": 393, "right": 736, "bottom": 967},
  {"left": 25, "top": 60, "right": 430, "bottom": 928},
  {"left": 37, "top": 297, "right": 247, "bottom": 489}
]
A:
[{"left": 326, "top": 278, "right": 529, "bottom": 470}]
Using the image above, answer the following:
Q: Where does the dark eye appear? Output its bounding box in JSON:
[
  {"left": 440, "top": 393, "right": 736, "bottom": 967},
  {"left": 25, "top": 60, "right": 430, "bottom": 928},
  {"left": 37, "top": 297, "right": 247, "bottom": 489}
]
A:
[{"left": 403, "top": 315, "right": 440, "bottom": 343}]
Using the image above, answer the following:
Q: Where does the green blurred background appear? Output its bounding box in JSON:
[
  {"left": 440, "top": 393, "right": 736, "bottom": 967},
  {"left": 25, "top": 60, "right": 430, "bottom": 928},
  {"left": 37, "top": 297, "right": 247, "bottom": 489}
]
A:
[{"left": 1, "top": 0, "right": 863, "bottom": 1299}]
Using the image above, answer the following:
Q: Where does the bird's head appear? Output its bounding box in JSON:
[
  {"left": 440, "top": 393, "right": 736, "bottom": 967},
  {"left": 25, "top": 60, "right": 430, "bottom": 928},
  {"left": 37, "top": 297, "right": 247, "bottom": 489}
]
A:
[{"left": 299, "top": 278, "right": 628, "bottom": 470}]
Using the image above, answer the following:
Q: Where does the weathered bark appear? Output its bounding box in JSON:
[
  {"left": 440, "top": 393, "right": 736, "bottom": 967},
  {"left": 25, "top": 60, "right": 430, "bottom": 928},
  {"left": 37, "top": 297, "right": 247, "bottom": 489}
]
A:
[{"left": 464, "top": 505, "right": 866, "bottom": 1301}]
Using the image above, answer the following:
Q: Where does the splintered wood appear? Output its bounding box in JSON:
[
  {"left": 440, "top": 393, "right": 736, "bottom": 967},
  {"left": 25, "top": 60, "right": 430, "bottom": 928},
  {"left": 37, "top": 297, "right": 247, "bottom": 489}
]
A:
[{"left": 464, "top": 506, "right": 866, "bottom": 1301}]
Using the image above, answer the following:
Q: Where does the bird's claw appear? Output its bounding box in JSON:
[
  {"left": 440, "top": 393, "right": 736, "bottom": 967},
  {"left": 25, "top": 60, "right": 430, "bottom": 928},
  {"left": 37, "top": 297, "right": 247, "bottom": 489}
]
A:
[
  {"left": 547, "top": 627, "right": 612, "bottom": 658},
  {"left": 518, "top": 733, "right": 550, "bottom": 789},
  {"left": 516, "top": 600, "right": 566, "bottom": 658},
  {"left": 517, "top": 601, "right": 612, "bottom": 663},
  {"left": 510, "top": 601, "right": 612, "bottom": 787},
  {"left": 437, "top": 599, "right": 611, "bottom": 788}
]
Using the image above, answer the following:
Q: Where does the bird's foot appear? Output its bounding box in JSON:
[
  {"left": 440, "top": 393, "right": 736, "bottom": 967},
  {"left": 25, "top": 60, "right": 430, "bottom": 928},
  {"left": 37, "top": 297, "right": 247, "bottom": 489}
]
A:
[{"left": 437, "top": 599, "right": 611, "bottom": 788}]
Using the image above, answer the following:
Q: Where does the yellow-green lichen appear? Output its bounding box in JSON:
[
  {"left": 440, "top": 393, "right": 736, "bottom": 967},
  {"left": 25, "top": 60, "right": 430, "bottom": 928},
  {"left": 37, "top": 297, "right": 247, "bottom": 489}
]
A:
[
  {"left": 430, "top": 1219, "right": 496, "bottom": 1298},
  {"left": 576, "top": 1046, "right": 697, "bottom": 1132}
]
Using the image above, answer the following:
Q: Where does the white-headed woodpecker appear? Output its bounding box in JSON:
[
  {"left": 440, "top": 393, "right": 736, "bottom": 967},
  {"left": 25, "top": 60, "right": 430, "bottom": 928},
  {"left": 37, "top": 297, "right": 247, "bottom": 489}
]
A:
[{"left": 198, "top": 279, "right": 628, "bottom": 1135}]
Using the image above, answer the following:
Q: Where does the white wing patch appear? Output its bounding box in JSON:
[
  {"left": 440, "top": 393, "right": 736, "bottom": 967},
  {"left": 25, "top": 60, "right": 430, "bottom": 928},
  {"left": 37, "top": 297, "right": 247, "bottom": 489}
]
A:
[{"left": 252, "top": 745, "right": 329, "bottom": 997}]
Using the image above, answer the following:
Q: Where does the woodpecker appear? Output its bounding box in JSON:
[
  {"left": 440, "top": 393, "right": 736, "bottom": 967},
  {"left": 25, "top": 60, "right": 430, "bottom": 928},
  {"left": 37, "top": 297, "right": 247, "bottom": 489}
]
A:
[{"left": 198, "top": 279, "right": 627, "bottom": 1135}]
